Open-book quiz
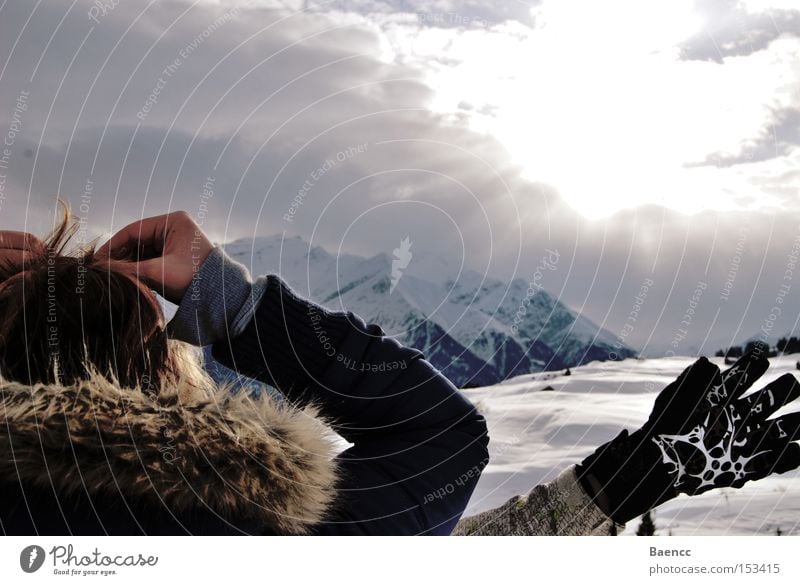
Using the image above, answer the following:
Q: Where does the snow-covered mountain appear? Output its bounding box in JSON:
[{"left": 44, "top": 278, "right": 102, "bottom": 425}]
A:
[{"left": 222, "top": 235, "right": 637, "bottom": 387}]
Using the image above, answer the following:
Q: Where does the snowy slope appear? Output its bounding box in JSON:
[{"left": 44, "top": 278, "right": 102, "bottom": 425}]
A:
[
  {"left": 222, "top": 235, "right": 636, "bottom": 386},
  {"left": 461, "top": 354, "right": 800, "bottom": 535}
]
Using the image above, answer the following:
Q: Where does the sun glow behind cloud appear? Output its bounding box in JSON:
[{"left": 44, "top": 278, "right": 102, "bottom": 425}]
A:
[{"left": 365, "top": 0, "right": 800, "bottom": 218}]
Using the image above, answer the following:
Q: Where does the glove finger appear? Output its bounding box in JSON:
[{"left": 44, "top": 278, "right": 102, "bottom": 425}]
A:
[
  {"left": 737, "top": 412, "right": 800, "bottom": 456},
  {"left": 712, "top": 349, "right": 770, "bottom": 406},
  {"left": 744, "top": 440, "right": 800, "bottom": 479},
  {"left": 737, "top": 373, "right": 800, "bottom": 423},
  {"left": 650, "top": 357, "right": 720, "bottom": 433},
  {"left": 762, "top": 412, "right": 800, "bottom": 444},
  {"left": 771, "top": 441, "right": 800, "bottom": 474}
]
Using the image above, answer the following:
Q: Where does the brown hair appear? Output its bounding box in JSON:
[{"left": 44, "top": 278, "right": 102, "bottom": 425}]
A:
[{"left": 0, "top": 200, "right": 212, "bottom": 398}]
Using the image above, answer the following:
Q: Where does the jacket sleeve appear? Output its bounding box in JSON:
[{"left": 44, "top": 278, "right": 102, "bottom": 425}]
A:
[
  {"left": 452, "top": 465, "right": 625, "bottom": 535},
  {"left": 167, "top": 245, "right": 490, "bottom": 535}
]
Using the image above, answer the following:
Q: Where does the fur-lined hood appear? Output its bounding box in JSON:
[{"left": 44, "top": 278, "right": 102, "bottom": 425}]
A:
[{"left": 0, "top": 371, "right": 338, "bottom": 534}]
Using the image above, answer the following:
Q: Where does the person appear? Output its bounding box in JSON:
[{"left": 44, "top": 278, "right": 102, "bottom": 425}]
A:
[
  {"left": 0, "top": 204, "right": 489, "bottom": 535},
  {"left": 455, "top": 346, "right": 800, "bottom": 534},
  {"left": 1, "top": 205, "right": 798, "bottom": 535}
]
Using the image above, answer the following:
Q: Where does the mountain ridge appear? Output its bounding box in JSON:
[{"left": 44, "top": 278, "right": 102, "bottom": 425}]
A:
[{"left": 222, "top": 234, "right": 637, "bottom": 386}]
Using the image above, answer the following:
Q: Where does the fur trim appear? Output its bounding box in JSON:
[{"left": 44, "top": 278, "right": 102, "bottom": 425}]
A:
[{"left": 0, "top": 370, "right": 338, "bottom": 534}]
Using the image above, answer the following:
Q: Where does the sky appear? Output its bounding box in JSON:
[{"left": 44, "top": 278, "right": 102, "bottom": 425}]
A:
[{"left": 1, "top": 0, "right": 799, "bottom": 356}]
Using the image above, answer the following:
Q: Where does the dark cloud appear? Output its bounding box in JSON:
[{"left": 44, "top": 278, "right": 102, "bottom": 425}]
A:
[{"left": 679, "top": 0, "right": 800, "bottom": 62}]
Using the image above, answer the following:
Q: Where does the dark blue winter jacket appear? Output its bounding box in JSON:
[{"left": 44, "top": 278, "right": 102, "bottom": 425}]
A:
[{"left": 0, "top": 245, "right": 489, "bottom": 535}]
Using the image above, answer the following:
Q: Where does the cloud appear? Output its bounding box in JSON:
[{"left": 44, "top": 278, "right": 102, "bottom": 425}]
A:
[
  {"left": 306, "top": 0, "right": 540, "bottom": 29},
  {"left": 349, "top": 0, "right": 800, "bottom": 218},
  {"left": 685, "top": 106, "right": 800, "bottom": 167},
  {"left": 678, "top": 0, "right": 800, "bottom": 62},
  {"left": 1, "top": 0, "right": 800, "bottom": 357}
]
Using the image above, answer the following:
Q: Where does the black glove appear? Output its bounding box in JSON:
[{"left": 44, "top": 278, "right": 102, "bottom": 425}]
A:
[{"left": 576, "top": 348, "right": 800, "bottom": 524}]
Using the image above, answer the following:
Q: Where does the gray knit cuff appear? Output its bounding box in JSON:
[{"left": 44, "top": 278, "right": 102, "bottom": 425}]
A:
[
  {"left": 166, "top": 245, "right": 268, "bottom": 346},
  {"left": 452, "top": 465, "right": 625, "bottom": 536}
]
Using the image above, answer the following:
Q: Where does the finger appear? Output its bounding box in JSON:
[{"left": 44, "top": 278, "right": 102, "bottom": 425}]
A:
[
  {"left": 648, "top": 357, "right": 721, "bottom": 433},
  {"left": 764, "top": 412, "right": 800, "bottom": 444},
  {"left": 721, "top": 349, "right": 770, "bottom": 397},
  {"left": 0, "top": 231, "right": 46, "bottom": 253},
  {"left": 771, "top": 441, "right": 800, "bottom": 474},
  {"left": 713, "top": 349, "right": 769, "bottom": 405},
  {"left": 745, "top": 441, "right": 800, "bottom": 479},
  {"left": 678, "top": 356, "right": 722, "bottom": 407},
  {"left": 738, "top": 374, "right": 800, "bottom": 420},
  {"left": 96, "top": 215, "right": 171, "bottom": 261},
  {"left": 738, "top": 412, "right": 800, "bottom": 456},
  {"left": 127, "top": 257, "right": 167, "bottom": 291},
  {"left": 96, "top": 217, "right": 164, "bottom": 260}
]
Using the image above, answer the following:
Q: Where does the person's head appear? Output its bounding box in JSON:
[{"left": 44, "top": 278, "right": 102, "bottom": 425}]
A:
[{"left": 0, "top": 201, "right": 211, "bottom": 398}]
